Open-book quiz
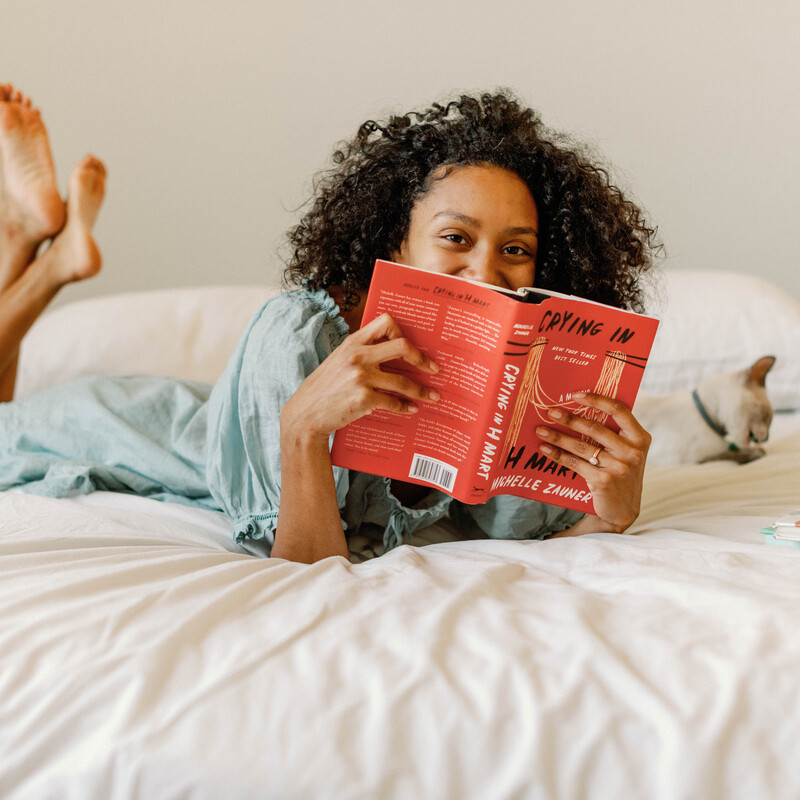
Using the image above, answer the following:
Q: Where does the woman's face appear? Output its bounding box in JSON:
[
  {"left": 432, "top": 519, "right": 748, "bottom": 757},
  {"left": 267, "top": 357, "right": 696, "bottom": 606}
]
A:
[{"left": 393, "top": 164, "right": 539, "bottom": 291}]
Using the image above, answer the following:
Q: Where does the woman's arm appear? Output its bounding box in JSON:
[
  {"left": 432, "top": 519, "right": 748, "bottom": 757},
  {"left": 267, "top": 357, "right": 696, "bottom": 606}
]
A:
[
  {"left": 272, "top": 313, "right": 440, "bottom": 563},
  {"left": 271, "top": 424, "right": 349, "bottom": 563},
  {"left": 544, "top": 514, "right": 617, "bottom": 539}
]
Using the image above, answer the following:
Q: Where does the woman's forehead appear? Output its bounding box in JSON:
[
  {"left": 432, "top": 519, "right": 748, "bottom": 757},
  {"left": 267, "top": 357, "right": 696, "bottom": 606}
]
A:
[{"left": 412, "top": 163, "right": 538, "bottom": 225}]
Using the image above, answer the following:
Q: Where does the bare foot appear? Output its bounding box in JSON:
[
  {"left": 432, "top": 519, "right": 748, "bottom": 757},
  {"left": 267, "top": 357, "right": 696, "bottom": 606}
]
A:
[
  {"left": 39, "top": 155, "right": 106, "bottom": 286},
  {"left": 0, "top": 85, "right": 64, "bottom": 248}
]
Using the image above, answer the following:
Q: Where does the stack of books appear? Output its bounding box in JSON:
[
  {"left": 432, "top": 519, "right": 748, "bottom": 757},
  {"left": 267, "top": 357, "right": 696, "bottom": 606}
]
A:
[{"left": 762, "top": 512, "right": 800, "bottom": 548}]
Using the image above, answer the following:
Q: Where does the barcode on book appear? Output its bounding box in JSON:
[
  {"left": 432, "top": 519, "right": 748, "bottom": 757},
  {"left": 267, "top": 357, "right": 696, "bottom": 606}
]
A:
[{"left": 409, "top": 454, "right": 458, "bottom": 492}]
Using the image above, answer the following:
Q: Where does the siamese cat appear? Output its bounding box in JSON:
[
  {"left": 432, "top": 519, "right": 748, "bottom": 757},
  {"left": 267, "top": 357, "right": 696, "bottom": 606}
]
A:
[{"left": 635, "top": 356, "right": 775, "bottom": 467}]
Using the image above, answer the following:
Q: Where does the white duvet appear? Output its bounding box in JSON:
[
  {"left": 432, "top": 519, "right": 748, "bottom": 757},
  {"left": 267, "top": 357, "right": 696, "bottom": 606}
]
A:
[
  {"left": 2, "top": 423, "right": 799, "bottom": 800},
  {"left": 4, "top": 276, "right": 800, "bottom": 799}
]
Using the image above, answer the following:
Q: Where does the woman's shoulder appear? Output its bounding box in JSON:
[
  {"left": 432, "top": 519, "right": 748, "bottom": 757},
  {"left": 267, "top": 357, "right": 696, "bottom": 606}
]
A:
[
  {"left": 252, "top": 288, "right": 349, "bottom": 347},
  {"left": 228, "top": 287, "right": 350, "bottom": 372}
]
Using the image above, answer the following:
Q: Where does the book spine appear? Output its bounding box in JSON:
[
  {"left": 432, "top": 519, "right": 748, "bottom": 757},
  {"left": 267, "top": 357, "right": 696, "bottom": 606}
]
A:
[{"left": 468, "top": 308, "right": 530, "bottom": 502}]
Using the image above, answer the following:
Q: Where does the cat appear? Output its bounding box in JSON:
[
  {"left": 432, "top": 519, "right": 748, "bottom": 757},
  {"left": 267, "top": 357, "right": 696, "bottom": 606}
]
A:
[{"left": 634, "top": 356, "right": 776, "bottom": 467}]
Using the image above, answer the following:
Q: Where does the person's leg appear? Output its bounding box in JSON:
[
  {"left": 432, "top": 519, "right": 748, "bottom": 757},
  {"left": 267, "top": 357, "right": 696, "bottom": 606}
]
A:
[
  {"left": 0, "top": 84, "right": 66, "bottom": 399},
  {"left": 0, "top": 352, "right": 18, "bottom": 402},
  {"left": 0, "top": 85, "right": 105, "bottom": 402},
  {"left": 0, "top": 155, "right": 106, "bottom": 401},
  {"left": 0, "top": 85, "right": 65, "bottom": 276}
]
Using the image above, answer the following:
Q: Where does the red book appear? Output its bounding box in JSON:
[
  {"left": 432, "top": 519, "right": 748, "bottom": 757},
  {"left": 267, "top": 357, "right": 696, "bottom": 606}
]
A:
[{"left": 331, "top": 260, "right": 659, "bottom": 514}]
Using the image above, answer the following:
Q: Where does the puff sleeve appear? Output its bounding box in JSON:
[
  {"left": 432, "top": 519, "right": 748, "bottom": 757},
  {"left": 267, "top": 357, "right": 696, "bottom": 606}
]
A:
[{"left": 204, "top": 290, "right": 351, "bottom": 550}]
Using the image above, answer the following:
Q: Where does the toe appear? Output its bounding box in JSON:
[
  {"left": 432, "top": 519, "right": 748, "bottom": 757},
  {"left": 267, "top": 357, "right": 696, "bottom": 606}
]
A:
[
  {"left": 81, "top": 154, "right": 107, "bottom": 180},
  {"left": 69, "top": 155, "right": 107, "bottom": 199},
  {"left": 89, "top": 156, "right": 107, "bottom": 176}
]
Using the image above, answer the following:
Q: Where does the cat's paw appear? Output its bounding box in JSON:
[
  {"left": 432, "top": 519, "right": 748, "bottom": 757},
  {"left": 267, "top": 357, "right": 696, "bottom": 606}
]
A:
[
  {"left": 701, "top": 445, "right": 766, "bottom": 465},
  {"left": 739, "top": 444, "right": 767, "bottom": 462}
]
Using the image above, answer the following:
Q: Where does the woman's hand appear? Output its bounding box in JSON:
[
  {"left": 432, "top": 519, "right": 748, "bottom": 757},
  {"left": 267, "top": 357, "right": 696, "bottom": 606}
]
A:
[
  {"left": 280, "top": 312, "right": 441, "bottom": 442},
  {"left": 535, "top": 392, "right": 651, "bottom": 536},
  {"left": 273, "top": 313, "right": 439, "bottom": 564}
]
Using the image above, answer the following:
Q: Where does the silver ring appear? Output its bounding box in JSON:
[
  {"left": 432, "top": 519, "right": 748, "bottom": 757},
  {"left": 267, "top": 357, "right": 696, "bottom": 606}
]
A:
[{"left": 588, "top": 446, "right": 602, "bottom": 466}]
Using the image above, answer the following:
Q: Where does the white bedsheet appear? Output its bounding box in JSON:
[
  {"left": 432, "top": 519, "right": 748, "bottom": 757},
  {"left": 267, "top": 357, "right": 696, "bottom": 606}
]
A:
[{"left": 2, "top": 429, "right": 800, "bottom": 800}]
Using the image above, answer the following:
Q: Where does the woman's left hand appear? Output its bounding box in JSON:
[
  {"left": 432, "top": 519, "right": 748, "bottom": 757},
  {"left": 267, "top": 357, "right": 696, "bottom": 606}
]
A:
[{"left": 535, "top": 391, "right": 651, "bottom": 535}]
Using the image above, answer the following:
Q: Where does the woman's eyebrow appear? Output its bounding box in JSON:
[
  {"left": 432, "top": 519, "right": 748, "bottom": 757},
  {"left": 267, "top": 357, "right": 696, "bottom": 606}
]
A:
[
  {"left": 432, "top": 210, "right": 480, "bottom": 226},
  {"left": 432, "top": 211, "right": 538, "bottom": 238},
  {"left": 507, "top": 226, "right": 538, "bottom": 239}
]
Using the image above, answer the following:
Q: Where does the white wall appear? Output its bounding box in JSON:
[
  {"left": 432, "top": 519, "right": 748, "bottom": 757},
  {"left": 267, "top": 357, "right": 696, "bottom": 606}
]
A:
[{"left": 5, "top": 0, "right": 799, "bottom": 306}]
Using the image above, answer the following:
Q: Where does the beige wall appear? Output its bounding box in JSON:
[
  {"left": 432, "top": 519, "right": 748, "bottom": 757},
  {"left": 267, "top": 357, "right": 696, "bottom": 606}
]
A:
[{"left": 5, "top": 0, "right": 799, "bottom": 305}]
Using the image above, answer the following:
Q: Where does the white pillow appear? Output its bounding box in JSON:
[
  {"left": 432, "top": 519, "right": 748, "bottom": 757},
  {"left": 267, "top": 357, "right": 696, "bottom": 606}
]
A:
[
  {"left": 641, "top": 270, "right": 800, "bottom": 410},
  {"left": 16, "top": 273, "right": 800, "bottom": 411},
  {"left": 16, "top": 285, "right": 278, "bottom": 400}
]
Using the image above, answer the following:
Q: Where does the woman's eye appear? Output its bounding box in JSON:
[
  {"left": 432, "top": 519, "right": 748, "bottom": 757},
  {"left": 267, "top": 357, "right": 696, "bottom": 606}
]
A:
[
  {"left": 443, "top": 233, "right": 467, "bottom": 245},
  {"left": 504, "top": 245, "right": 532, "bottom": 256}
]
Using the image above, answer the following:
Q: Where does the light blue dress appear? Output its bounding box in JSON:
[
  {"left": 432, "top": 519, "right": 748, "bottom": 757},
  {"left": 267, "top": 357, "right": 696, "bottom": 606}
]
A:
[{"left": 0, "top": 290, "right": 583, "bottom": 555}]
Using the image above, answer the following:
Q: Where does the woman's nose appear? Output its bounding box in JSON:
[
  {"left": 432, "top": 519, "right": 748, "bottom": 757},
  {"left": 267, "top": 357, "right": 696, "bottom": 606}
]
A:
[{"left": 459, "top": 252, "right": 505, "bottom": 287}]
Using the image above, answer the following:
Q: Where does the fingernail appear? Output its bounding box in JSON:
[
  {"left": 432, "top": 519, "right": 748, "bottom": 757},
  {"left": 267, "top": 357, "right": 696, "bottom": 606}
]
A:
[
  {"left": 429, "top": 360, "right": 440, "bottom": 373},
  {"left": 428, "top": 390, "right": 440, "bottom": 401},
  {"left": 407, "top": 404, "right": 418, "bottom": 413},
  {"left": 537, "top": 426, "right": 551, "bottom": 438},
  {"left": 573, "top": 391, "right": 586, "bottom": 398},
  {"left": 540, "top": 444, "right": 553, "bottom": 455},
  {"left": 549, "top": 409, "right": 563, "bottom": 420}
]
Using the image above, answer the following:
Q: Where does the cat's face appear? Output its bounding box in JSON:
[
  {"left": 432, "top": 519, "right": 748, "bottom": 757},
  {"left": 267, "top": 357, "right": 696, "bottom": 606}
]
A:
[
  {"left": 734, "top": 384, "right": 773, "bottom": 446},
  {"left": 719, "top": 357, "right": 775, "bottom": 448}
]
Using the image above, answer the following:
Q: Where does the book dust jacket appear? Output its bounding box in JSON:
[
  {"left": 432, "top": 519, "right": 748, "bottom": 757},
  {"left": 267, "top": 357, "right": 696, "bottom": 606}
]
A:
[{"left": 331, "top": 261, "right": 659, "bottom": 514}]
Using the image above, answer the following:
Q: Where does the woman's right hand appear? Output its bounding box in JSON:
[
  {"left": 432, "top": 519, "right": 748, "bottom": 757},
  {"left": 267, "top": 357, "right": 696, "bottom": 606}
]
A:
[
  {"left": 279, "top": 312, "right": 441, "bottom": 441},
  {"left": 275, "top": 313, "right": 439, "bottom": 562}
]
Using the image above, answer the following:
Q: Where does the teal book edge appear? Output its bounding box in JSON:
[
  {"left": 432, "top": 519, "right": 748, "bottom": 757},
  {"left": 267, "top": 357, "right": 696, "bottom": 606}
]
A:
[{"left": 762, "top": 525, "right": 800, "bottom": 548}]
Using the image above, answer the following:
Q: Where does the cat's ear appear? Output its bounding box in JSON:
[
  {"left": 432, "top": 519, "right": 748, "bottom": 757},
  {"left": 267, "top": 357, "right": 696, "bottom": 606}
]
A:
[{"left": 749, "top": 355, "right": 776, "bottom": 387}]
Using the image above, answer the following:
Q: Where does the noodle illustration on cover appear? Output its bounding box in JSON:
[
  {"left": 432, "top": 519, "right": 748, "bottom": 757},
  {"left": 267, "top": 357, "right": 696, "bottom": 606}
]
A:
[
  {"left": 331, "top": 260, "right": 659, "bottom": 514},
  {"left": 496, "top": 330, "right": 651, "bottom": 510}
]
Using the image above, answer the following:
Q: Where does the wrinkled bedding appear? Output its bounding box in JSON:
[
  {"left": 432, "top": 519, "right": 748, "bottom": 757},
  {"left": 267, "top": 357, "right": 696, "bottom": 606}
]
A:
[
  {"left": 2, "top": 423, "right": 799, "bottom": 800},
  {"left": 4, "top": 276, "right": 800, "bottom": 800}
]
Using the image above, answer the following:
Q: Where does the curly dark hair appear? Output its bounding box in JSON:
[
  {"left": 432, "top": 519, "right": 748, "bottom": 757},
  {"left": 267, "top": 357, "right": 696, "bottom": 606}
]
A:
[{"left": 284, "top": 91, "right": 660, "bottom": 312}]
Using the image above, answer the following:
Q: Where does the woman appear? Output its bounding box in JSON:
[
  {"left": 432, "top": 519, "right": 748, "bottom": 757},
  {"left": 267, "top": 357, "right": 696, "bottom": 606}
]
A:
[{"left": 0, "top": 87, "right": 658, "bottom": 563}]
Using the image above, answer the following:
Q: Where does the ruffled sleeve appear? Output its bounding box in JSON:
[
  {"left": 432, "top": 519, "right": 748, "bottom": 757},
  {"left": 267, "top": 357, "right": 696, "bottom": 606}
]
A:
[
  {"left": 204, "top": 290, "right": 350, "bottom": 550},
  {"left": 449, "top": 495, "right": 585, "bottom": 541}
]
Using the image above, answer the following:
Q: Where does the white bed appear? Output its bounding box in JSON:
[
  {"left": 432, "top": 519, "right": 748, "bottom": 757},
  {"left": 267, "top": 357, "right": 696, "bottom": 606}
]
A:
[{"left": 2, "top": 271, "right": 800, "bottom": 800}]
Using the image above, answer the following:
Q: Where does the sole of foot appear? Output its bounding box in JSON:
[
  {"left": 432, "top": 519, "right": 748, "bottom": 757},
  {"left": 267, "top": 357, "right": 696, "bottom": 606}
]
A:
[
  {"left": 43, "top": 155, "right": 106, "bottom": 286},
  {"left": 0, "top": 84, "right": 65, "bottom": 244}
]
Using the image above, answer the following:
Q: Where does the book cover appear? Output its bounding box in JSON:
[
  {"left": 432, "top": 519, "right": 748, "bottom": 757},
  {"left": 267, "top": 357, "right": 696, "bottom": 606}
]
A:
[{"left": 330, "top": 260, "right": 659, "bottom": 513}]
